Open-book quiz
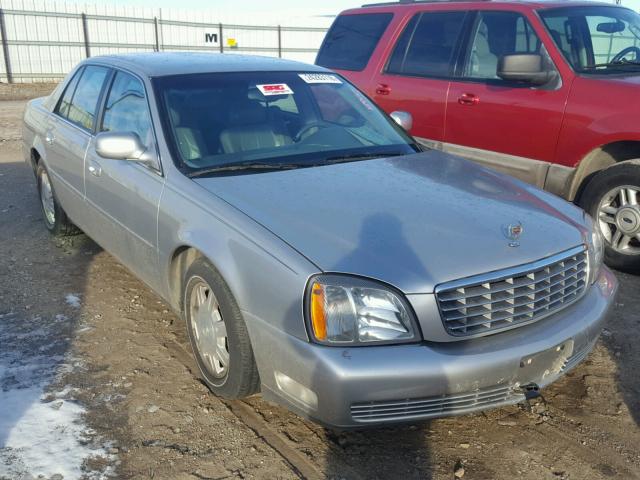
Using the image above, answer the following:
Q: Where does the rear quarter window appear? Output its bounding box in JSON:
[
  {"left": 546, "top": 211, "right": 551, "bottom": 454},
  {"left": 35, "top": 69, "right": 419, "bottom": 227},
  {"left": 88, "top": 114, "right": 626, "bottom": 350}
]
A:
[{"left": 316, "top": 13, "right": 393, "bottom": 71}]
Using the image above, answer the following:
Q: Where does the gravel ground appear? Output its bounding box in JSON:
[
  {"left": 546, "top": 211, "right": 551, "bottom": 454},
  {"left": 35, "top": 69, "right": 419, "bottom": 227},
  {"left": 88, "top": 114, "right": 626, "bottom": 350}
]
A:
[{"left": 0, "top": 86, "right": 639, "bottom": 480}]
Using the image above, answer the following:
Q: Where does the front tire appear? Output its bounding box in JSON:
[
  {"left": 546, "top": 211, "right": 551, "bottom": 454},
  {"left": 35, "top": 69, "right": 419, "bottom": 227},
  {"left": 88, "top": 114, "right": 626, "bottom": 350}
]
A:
[
  {"left": 36, "top": 163, "right": 80, "bottom": 237},
  {"left": 579, "top": 161, "right": 640, "bottom": 273},
  {"left": 183, "top": 257, "right": 260, "bottom": 398}
]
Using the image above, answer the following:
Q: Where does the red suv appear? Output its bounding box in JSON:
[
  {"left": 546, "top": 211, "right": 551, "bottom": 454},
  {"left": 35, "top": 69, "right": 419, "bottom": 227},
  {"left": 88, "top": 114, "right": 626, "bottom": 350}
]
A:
[{"left": 317, "top": 0, "right": 640, "bottom": 273}]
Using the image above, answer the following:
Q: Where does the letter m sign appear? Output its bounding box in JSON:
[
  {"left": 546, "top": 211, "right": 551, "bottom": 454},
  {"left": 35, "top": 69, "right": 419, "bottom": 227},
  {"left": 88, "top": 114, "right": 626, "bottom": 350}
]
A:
[{"left": 205, "top": 33, "right": 218, "bottom": 43}]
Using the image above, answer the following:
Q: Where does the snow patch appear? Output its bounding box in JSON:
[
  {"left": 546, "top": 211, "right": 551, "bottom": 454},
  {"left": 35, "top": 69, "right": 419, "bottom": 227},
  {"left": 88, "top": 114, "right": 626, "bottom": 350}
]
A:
[
  {"left": 0, "top": 386, "right": 109, "bottom": 479},
  {"left": 0, "top": 313, "right": 113, "bottom": 479},
  {"left": 65, "top": 294, "right": 81, "bottom": 308}
]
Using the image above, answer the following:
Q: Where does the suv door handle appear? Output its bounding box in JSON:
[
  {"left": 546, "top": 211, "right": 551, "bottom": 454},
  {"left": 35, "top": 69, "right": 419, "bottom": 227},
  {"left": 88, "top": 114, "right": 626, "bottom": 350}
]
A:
[
  {"left": 88, "top": 161, "right": 102, "bottom": 177},
  {"left": 458, "top": 93, "right": 480, "bottom": 106},
  {"left": 375, "top": 83, "right": 392, "bottom": 95}
]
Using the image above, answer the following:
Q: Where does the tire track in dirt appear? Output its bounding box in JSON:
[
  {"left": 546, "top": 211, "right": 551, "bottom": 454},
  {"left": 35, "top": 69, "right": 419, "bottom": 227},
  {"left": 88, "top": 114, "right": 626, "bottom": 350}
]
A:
[{"left": 159, "top": 334, "right": 361, "bottom": 480}]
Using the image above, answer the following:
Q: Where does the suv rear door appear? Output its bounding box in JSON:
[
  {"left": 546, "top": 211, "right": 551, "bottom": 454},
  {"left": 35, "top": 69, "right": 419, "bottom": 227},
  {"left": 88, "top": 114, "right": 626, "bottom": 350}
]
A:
[
  {"left": 444, "top": 10, "right": 571, "bottom": 187},
  {"left": 371, "top": 10, "right": 468, "bottom": 144}
]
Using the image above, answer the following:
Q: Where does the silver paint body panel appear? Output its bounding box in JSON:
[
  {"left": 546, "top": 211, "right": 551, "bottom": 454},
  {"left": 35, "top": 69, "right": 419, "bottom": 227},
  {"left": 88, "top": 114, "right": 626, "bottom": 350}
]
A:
[{"left": 21, "top": 53, "right": 617, "bottom": 427}]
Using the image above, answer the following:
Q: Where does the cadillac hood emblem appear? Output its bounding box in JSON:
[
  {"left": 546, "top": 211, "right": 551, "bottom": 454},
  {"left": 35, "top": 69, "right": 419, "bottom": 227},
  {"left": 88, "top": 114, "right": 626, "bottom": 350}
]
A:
[{"left": 503, "top": 222, "right": 524, "bottom": 247}]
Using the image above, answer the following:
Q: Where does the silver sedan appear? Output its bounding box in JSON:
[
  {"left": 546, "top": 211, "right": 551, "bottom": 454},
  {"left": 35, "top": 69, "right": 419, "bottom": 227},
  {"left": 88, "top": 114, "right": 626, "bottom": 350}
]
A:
[{"left": 22, "top": 53, "right": 617, "bottom": 428}]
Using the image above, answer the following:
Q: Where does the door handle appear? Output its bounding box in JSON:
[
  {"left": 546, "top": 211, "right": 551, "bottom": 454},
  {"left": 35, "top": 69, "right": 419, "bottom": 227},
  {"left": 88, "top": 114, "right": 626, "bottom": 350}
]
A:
[
  {"left": 88, "top": 161, "right": 102, "bottom": 177},
  {"left": 45, "top": 130, "right": 55, "bottom": 145},
  {"left": 458, "top": 93, "right": 480, "bottom": 106},
  {"left": 375, "top": 83, "right": 392, "bottom": 95}
]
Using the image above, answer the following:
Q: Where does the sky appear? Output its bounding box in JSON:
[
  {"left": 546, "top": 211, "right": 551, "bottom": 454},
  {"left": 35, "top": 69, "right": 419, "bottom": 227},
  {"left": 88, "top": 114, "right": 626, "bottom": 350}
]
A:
[
  {"left": 59, "top": 0, "right": 640, "bottom": 18},
  {"left": 101, "top": 0, "right": 366, "bottom": 17}
]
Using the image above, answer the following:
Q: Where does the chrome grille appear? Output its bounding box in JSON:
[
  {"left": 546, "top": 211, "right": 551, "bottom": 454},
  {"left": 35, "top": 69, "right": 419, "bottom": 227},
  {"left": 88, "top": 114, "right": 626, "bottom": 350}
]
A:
[
  {"left": 351, "top": 384, "right": 524, "bottom": 423},
  {"left": 436, "top": 246, "right": 588, "bottom": 337},
  {"left": 562, "top": 337, "right": 598, "bottom": 373}
]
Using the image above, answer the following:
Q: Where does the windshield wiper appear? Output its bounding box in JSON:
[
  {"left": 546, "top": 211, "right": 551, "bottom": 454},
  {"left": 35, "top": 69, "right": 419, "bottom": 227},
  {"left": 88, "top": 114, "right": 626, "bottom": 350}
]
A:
[
  {"left": 187, "top": 162, "right": 302, "bottom": 178},
  {"left": 187, "top": 152, "right": 410, "bottom": 177},
  {"left": 324, "top": 152, "right": 406, "bottom": 163}
]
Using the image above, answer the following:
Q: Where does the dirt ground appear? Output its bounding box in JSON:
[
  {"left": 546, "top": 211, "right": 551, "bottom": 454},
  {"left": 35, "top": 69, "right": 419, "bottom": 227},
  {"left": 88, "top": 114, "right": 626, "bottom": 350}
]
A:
[{"left": 0, "top": 84, "right": 639, "bottom": 480}]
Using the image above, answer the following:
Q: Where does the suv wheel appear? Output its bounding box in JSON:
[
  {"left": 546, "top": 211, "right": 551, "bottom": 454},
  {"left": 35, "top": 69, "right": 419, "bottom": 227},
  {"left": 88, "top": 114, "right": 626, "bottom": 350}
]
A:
[
  {"left": 579, "top": 161, "right": 640, "bottom": 273},
  {"left": 183, "top": 257, "right": 260, "bottom": 398},
  {"left": 36, "top": 163, "right": 80, "bottom": 236}
]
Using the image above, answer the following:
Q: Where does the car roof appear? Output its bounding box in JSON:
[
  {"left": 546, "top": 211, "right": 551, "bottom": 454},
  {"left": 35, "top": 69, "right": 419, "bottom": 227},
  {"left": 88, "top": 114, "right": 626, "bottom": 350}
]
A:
[
  {"left": 353, "top": 0, "right": 618, "bottom": 12},
  {"left": 85, "top": 52, "right": 329, "bottom": 78}
]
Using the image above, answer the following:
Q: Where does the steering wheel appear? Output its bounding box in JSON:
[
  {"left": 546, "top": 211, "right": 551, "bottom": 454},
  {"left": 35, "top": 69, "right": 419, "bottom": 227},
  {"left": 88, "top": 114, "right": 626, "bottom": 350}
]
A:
[
  {"left": 612, "top": 46, "right": 640, "bottom": 63},
  {"left": 294, "top": 122, "right": 331, "bottom": 142}
]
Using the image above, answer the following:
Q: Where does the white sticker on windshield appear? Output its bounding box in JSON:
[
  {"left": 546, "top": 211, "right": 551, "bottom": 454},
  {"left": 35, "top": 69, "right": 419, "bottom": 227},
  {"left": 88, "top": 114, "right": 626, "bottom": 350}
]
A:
[
  {"left": 257, "top": 83, "right": 294, "bottom": 96},
  {"left": 298, "top": 73, "right": 342, "bottom": 84}
]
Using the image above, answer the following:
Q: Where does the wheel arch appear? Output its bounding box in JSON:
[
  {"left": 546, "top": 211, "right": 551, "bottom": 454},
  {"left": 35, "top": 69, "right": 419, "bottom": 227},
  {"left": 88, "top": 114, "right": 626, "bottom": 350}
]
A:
[
  {"left": 167, "top": 245, "right": 206, "bottom": 314},
  {"left": 570, "top": 141, "right": 640, "bottom": 203},
  {"left": 30, "top": 147, "right": 41, "bottom": 174},
  {"left": 29, "top": 134, "right": 49, "bottom": 175}
]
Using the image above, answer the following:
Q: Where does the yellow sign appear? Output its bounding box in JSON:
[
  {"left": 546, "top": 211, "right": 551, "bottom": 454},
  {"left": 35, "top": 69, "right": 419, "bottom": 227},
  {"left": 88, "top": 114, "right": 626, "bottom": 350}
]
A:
[{"left": 227, "top": 38, "right": 238, "bottom": 48}]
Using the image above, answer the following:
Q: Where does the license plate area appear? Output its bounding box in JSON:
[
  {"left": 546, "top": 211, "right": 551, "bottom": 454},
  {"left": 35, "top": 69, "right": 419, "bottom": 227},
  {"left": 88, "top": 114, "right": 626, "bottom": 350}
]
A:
[{"left": 519, "top": 339, "right": 574, "bottom": 382}]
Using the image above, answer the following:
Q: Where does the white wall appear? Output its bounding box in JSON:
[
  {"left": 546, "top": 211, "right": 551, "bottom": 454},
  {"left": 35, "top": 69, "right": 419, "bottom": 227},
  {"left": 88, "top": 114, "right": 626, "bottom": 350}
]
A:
[{"left": 0, "top": 0, "right": 332, "bottom": 82}]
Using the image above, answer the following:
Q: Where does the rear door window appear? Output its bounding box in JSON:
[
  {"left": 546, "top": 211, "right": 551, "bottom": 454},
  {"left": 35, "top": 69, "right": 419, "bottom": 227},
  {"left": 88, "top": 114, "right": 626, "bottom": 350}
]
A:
[
  {"left": 65, "top": 65, "right": 110, "bottom": 131},
  {"left": 316, "top": 13, "right": 393, "bottom": 71},
  {"left": 55, "top": 68, "right": 83, "bottom": 119},
  {"left": 386, "top": 11, "right": 467, "bottom": 78}
]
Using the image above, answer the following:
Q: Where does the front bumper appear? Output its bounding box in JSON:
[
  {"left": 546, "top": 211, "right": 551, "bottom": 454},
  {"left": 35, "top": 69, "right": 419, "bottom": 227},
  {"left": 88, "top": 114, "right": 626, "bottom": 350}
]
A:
[{"left": 248, "top": 267, "right": 617, "bottom": 428}]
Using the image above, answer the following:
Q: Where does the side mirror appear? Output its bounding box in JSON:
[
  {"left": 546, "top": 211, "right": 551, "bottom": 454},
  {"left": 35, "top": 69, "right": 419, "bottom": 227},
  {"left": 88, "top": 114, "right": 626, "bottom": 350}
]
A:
[
  {"left": 96, "top": 131, "right": 147, "bottom": 161},
  {"left": 390, "top": 111, "right": 413, "bottom": 132},
  {"left": 497, "top": 54, "right": 552, "bottom": 86}
]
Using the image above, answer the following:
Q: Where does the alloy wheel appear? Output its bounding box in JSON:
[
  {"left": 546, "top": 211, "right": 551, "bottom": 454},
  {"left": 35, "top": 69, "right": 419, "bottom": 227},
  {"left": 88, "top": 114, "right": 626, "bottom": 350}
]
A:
[{"left": 597, "top": 185, "right": 640, "bottom": 255}]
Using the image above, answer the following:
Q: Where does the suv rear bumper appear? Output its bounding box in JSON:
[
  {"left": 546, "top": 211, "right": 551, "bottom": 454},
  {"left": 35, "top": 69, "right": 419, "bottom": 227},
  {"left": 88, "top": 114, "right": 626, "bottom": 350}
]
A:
[{"left": 248, "top": 267, "right": 617, "bottom": 429}]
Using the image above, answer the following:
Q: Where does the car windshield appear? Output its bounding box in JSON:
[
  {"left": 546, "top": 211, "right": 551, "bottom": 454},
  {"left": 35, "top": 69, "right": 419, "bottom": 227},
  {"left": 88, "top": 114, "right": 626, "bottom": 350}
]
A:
[
  {"left": 540, "top": 6, "right": 640, "bottom": 74},
  {"left": 153, "top": 71, "right": 418, "bottom": 175}
]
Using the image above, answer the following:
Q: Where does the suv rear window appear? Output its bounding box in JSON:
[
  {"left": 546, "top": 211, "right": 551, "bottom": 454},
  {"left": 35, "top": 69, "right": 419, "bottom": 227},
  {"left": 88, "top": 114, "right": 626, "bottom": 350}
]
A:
[
  {"left": 316, "top": 13, "right": 393, "bottom": 71},
  {"left": 387, "top": 11, "right": 467, "bottom": 78}
]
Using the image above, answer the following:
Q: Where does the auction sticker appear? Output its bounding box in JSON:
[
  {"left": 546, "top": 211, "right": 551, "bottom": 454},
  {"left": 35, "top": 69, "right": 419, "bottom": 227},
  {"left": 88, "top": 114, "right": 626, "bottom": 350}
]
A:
[
  {"left": 298, "top": 73, "right": 342, "bottom": 84},
  {"left": 257, "top": 83, "right": 294, "bottom": 96}
]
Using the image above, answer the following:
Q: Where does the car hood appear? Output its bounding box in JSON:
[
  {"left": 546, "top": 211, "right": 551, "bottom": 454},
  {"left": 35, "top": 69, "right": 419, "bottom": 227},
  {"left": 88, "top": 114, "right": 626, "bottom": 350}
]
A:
[{"left": 194, "top": 152, "right": 588, "bottom": 293}]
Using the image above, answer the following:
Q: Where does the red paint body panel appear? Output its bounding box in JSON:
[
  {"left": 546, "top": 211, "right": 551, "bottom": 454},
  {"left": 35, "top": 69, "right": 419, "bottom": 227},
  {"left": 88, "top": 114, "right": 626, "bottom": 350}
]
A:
[{"left": 326, "top": 1, "right": 640, "bottom": 170}]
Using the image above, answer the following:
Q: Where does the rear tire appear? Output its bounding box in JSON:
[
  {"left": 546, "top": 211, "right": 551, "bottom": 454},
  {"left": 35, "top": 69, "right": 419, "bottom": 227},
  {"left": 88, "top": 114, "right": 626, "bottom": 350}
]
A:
[
  {"left": 36, "top": 163, "right": 81, "bottom": 237},
  {"left": 183, "top": 257, "right": 260, "bottom": 398},
  {"left": 578, "top": 161, "right": 640, "bottom": 274}
]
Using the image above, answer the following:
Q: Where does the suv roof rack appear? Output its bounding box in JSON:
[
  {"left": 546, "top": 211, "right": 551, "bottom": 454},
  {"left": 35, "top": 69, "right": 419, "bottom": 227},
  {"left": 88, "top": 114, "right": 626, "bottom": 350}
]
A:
[{"left": 361, "top": 0, "right": 492, "bottom": 7}]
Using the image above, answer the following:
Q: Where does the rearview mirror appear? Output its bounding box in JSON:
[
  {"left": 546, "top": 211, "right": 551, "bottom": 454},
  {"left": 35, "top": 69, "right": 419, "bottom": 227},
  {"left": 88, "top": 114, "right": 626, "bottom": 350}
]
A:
[
  {"left": 597, "top": 21, "right": 625, "bottom": 34},
  {"left": 497, "top": 54, "right": 553, "bottom": 86},
  {"left": 390, "top": 111, "right": 413, "bottom": 132}
]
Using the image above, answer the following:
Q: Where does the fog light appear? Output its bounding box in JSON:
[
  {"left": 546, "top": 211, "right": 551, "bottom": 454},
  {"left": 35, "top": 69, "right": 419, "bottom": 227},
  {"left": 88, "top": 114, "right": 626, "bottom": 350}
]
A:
[{"left": 274, "top": 371, "right": 318, "bottom": 410}]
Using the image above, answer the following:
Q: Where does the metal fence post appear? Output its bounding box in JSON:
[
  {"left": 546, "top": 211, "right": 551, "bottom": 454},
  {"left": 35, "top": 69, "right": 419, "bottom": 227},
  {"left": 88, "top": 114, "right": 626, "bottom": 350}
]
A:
[
  {"left": 153, "top": 17, "right": 160, "bottom": 51},
  {"left": 277, "top": 25, "right": 282, "bottom": 58},
  {"left": 81, "top": 13, "right": 91, "bottom": 58},
  {"left": 219, "top": 23, "right": 223, "bottom": 53},
  {"left": 0, "top": 9, "right": 13, "bottom": 83}
]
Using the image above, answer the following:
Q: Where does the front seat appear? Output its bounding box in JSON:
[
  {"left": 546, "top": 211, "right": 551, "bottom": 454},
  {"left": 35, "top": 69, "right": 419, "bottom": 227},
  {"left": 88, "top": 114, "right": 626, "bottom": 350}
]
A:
[
  {"left": 468, "top": 24, "right": 499, "bottom": 79},
  {"left": 169, "top": 106, "right": 208, "bottom": 164},
  {"left": 219, "top": 100, "right": 292, "bottom": 154}
]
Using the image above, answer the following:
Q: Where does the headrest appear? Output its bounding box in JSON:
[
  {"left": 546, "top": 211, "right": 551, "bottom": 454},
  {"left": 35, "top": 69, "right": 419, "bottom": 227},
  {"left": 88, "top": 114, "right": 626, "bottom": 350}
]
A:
[
  {"left": 169, "top": 106, "right": 181, "bottom": 126},
  {"left": 228, "top": 100, "right": 268, "bottom": 126},
  {"left": 474, "top": 24, "right": 491, "bottom": 56}
]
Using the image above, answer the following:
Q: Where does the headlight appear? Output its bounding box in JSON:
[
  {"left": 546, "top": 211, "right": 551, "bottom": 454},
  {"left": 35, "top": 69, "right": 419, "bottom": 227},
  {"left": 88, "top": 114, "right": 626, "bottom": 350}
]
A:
[
  {"left": 585, "top": 213, "right": 605, "bottom": 284},
  {"left": 306, "top": 275, "right": 420, "bottom": 345}
]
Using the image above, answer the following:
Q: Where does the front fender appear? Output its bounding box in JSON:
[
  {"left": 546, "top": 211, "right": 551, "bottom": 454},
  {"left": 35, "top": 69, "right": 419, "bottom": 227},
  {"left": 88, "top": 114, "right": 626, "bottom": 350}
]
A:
[{"left": 157, "top": 175, "right": 320, "bottom": 342}]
